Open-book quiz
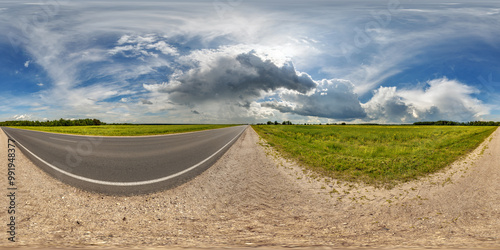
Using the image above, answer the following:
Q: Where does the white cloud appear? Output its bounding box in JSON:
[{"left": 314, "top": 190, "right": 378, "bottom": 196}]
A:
[
  {"left": 24, "top": 60, "right": 30, "bottom": 68},
  {"left": 108, "top": 45, "right": 157, "bottom": 58},
  {"left": 362, "top": 78, "right": 489, "bottom": 123},
  {"left": 117, "top": 34, "right": 157, "bottom": 45},
  {"left": 109, "top": 34, "right": 180, "bottom": 58},
  {"left": 145, "top": 41, "right": 178, "bottom": 56},
  {"left": 13, "top": 114, "right": 32, "bottom": 120}
]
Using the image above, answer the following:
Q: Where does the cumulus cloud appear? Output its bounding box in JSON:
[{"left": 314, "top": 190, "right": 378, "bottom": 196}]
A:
[
  {"left": 108, "top": 44, "right": 156, "bottom": 58},
  {"left": 362, "top": 78, "right": 489, "bottom": 123},
  {"left": 13, "top": 114, "right": 32, "bottom": 120},
  {"left": 146, "top": 41, "right": 178, "bottom": 56},
  {"left": 109, "top": 34, "right": 178, "bottom": 58},
  {"left": 362, "top": 87, "right": 410, "bottom": 122},
  {"left": 144, "top": 50, "right": 316, "bottom": 107},
  {"left": 263, "top": 79, "right": 366, "bottom": 120}
]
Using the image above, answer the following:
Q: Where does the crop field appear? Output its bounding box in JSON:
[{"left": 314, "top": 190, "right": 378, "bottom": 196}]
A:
[
  {"left": 253, "top": 125, "right": 497, "bottom": 186},
  {"left": 10, "top": 124, "right": 237, "bottom": 136}
]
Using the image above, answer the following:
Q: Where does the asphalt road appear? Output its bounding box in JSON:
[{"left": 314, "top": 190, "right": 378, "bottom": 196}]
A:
[{"left": 2, "top": 125, "right": 247, "bottom": 195}]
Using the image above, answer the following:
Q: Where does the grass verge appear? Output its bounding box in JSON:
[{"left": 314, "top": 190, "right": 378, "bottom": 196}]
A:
[
  {"left": 9, "top": 124, "right": 238, "bottom": 136},
  {"left": 252, "top": 125, "right": 497, "bottom": 187}
]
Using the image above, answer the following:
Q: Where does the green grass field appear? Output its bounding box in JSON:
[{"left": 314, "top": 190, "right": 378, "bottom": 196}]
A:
[
  {"left": 10, "top": 124, "right": 237, "bottom": 136},
  {"left": 252, "top": 125, "right": 497, "bottom": 187}
]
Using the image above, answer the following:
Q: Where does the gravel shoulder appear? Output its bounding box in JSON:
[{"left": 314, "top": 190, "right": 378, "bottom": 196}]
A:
[{"left": 1, "top": 126, "right": 499, "bottom": 248}]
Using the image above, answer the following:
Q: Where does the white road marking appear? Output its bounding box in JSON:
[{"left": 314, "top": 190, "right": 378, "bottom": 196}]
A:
[{"left": 2, "top": 126, "right": 247, "bottom": 187}]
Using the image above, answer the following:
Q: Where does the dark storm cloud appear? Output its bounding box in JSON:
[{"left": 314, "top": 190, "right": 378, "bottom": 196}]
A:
[
  {"left": 154, "top": 51, "right": 316, "bottom": 105},
  {"left": 262, "top": 79, "right": 367, "bottom": 120}
]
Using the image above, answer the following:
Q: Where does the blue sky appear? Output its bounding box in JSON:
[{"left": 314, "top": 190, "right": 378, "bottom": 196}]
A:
[{"left": 1, "top": 0, "right": 500, "bottom": 124}]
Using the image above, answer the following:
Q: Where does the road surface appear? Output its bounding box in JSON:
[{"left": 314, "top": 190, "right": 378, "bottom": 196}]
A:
[{"left": 2, "top": 125, "right": 247, "bottom": 195}]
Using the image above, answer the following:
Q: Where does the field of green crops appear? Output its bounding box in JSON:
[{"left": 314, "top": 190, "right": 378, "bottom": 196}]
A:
[
  {"left": 252, "top": 125, "right": 497, "bottom": 187},
  {"left": 10, "top": 124, "right": 237, "bottom": 136}
]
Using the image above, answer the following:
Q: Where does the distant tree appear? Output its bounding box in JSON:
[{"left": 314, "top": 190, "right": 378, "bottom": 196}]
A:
[
  {"left": 413, "top": 120, "right": 500, "bottom": 126},
  {"left": 0, "top": 118, "right": 104, "bottom": 127}
]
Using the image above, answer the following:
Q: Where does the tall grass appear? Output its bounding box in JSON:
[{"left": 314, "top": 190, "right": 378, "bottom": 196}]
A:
[
  {"left": 253, "top": 125, "right": 497, "bottom": 187},
  {"left": 10, "top": 124, "right": 237, "bottom": 136}
]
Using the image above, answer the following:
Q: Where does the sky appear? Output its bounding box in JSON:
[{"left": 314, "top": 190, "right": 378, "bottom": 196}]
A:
[{"left": 1, "top": 0, "right": 500, "bottom": 124}]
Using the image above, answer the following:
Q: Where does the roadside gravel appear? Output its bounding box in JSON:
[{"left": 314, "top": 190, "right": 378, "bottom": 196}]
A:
[{"left": 0, "top": 126, "right": 499, "bottom": 248}]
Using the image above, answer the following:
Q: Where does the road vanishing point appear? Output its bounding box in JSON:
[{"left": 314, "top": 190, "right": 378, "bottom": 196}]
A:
[{"left": 2, "top": 125, "right": 247, "bottom": 195}]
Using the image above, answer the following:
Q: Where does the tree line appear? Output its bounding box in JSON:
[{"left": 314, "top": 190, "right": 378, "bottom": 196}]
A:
[
  {"left": 413, "top": 120, "right": 500, "bottom": 126},
  {"left": 256, "top": 120, "right": 500, "bottom": 126},
  {"left": 0, "top": 118, "right": 104, "bottom": 127},
  {"left": 255, "top": 121, "right": 294, "bottom": 125}
]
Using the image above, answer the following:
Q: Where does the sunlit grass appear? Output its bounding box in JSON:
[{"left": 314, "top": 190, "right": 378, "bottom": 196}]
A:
[
  {"left": 253, "top": 125, "right": 497, "bottom": 187},
  {"left": 11, "top": 124, "right": 238, "bottom": 136}
]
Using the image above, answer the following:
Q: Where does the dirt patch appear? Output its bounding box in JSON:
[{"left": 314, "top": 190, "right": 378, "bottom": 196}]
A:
[{"left": 1, "top": 126, "right": 499, "bottom": 248}]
